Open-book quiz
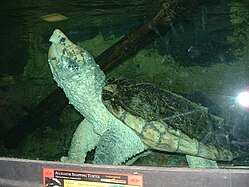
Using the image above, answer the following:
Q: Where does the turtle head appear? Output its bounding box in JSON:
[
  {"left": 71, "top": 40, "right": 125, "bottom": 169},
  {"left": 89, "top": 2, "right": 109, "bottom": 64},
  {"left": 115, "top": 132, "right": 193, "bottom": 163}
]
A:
[
  {"left": 48, "top": 29, "right": 105, "bottom": 92},
  {"left": 48, "top": 29, "right": 91, "bottom": 79}
]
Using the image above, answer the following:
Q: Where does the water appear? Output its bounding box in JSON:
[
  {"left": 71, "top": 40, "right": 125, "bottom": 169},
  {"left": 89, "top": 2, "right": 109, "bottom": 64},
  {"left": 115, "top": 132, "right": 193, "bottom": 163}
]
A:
[{"left": 0, "top": 0, "right": 249, "bottom": 169}]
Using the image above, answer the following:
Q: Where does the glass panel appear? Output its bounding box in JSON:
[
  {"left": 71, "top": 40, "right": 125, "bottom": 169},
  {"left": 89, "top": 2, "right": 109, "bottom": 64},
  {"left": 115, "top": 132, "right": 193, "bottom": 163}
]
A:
[{"left": 0, "top": 0, "right": 248, "bottom": 169}]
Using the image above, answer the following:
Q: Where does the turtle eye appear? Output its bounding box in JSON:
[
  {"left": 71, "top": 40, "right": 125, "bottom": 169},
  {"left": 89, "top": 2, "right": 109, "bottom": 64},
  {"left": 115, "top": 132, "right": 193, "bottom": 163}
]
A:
[
  {"left": 60, "top": 37, "right": 66, "bottom": 44},
  {"left": 68, "top": 59, "right": 79, "bottom": 71}
]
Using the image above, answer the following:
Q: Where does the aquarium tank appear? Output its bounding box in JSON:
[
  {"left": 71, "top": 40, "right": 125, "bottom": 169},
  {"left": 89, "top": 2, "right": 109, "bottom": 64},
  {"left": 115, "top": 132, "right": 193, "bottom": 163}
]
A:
[{"left": 0, "top": 0, "right": 249, "bottom": 169}]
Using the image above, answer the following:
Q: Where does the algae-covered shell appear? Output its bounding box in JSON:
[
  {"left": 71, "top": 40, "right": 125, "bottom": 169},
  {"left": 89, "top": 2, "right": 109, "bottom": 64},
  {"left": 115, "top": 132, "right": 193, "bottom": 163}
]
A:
[{"left": 103, "top": 78, "right": 229, "bottom": 149}]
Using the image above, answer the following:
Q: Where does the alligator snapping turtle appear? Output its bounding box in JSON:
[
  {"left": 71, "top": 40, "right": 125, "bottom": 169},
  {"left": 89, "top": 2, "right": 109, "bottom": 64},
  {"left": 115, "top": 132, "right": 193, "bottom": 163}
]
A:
[{"left": 48, "top": 29, "right": 233, "bottom": 165}]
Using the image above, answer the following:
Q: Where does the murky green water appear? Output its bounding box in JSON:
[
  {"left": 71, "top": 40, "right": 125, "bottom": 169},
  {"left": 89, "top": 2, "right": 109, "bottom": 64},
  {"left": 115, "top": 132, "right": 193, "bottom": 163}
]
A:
[{"left": 0, "top": 0, "right": 248, "bottom": 169}]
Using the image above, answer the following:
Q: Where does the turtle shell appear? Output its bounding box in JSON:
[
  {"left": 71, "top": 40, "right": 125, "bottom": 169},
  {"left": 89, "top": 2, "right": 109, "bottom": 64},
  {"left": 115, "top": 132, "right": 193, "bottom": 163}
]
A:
[{"left": 103, "top": 78, "right": 228, "bottom": 147}]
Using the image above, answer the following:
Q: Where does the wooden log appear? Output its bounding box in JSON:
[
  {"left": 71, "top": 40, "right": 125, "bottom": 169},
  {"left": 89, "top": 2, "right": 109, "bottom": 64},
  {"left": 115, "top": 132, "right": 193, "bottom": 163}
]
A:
[
  {"left": 98, "top": 0, "right": 199, "bottom": 72},
  {"left": 4, "top": 0, "right": 199, "bottom": 148}
]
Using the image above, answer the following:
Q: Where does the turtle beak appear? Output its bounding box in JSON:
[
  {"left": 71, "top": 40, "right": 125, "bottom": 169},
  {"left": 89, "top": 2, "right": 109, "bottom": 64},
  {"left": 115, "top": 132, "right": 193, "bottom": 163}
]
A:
[
  {"left": 48, "top": 29, "right": 67, "bottom": 69},
  {"left": 49, "top": 29, "right": 66, "bottom": 44}
]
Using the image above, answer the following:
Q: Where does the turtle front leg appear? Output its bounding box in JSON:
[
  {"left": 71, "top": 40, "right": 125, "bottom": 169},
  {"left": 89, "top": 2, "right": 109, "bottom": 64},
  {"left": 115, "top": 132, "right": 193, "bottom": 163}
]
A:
[
  {"left": 94, "top": 125, "right": 147, "bottom": 165},
  {"left": 61, "top": 119, "right": 100, "bottom": 163}
]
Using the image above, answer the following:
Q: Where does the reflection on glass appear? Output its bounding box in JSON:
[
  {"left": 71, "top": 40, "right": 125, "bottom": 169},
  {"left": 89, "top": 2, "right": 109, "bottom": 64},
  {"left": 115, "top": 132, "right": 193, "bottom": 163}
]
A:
[{"left": 0, "top": 0, "right": 248, "bottom": 169}]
